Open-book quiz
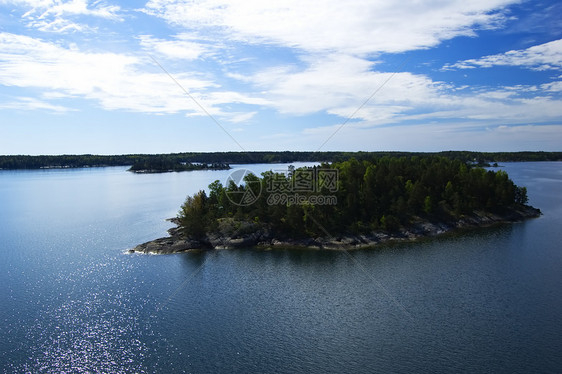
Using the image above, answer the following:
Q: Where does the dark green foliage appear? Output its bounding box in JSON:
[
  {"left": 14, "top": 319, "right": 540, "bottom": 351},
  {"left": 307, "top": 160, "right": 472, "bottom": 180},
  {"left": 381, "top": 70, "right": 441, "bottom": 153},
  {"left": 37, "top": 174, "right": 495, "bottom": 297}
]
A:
[
  {"left": 515, "top": 186, "right": 528, "bottom": 205},
  {"left": 178, "top": 190, "right": 210, "bottom": 239},
  {"left": 176, "top": 155, "right": 532, "bottom": 238}
]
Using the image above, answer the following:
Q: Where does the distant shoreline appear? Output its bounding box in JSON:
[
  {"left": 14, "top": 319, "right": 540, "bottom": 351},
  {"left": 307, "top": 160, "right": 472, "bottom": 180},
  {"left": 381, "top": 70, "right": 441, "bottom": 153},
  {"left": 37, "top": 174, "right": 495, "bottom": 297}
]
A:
[
  {"left": 2, "top": 151, "right": 562, "bottom": 170},
  {"left": 130, "top": 205, "right": 541, "bottom": 254}
]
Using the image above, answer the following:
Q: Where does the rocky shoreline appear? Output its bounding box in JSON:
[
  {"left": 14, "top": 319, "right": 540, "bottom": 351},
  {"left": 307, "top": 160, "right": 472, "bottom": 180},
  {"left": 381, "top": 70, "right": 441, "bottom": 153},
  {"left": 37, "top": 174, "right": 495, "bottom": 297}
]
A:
[{"left": 129, "top": 205, "right": 541, "bottom": 254}]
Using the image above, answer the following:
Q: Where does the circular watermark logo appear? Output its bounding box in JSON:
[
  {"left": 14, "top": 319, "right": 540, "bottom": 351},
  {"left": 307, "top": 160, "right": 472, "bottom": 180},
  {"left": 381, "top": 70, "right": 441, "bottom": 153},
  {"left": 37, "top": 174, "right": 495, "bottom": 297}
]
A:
[{"left": 225, "top": 168, "right": 262, "bottom": 206}]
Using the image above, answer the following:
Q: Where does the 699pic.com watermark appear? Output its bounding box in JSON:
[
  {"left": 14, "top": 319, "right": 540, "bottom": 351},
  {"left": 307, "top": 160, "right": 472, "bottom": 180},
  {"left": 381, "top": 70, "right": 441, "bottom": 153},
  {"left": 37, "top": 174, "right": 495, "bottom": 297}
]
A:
[
  {"left": 267, "top": 192, "right": 337, "bottom": 206},
  {"left": 266, "top": 167, "right": 338, "bottom": 206}
]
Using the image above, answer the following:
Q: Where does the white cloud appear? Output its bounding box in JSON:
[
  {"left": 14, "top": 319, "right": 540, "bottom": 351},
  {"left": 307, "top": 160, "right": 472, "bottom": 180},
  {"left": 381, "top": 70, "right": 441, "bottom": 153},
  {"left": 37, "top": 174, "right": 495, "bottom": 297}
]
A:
[
  {"left": 31, "top": 18, "right": 85, "bottom": 33},
  {"left": 541, "top": 81, "right": 562, "bottom": 92},
  {"left": 239, "top": 52, "right": 562, "bottom": 132},
  {"left": 0, "top": 32, "right": 265, "bottom": 122},
  {"left": 138, "top": 0, "right": 562, "bottom": 140},
  {"left": 246, "top": 41, "right": 562, "bottom": 126},
  {"left": 143, "top": 0, "right": 516, "bottom": 55},
  {"left": 237, "top": 54, "right": 452, "bottom": 121},
  {"left": 226, "top": 111, "right": 257, "bottom": 124},
  {"left": 0, "top": 96, "right": 73, "bottom": 112},
  {"left": 2, "top": 29, "right": 560, "bottom": 137},
  {"left": 444, "top": 39, "right": 562, "bottom": 70},
  {"left": 139, "top": 34, "right": 213, "bottom": 61},
  {"left": 231, "top": 54, "right": 456, "bottom": 126},
  {"left": 2, "top": 0, "right": 122, "bottom": 32}
]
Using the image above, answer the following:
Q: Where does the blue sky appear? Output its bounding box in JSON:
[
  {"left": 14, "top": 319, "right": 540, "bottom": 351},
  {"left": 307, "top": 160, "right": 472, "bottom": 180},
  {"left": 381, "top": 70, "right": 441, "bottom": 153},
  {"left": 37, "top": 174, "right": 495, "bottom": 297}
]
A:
[{"left": 0, "top": 0, "right": 561, "bottom": 155}]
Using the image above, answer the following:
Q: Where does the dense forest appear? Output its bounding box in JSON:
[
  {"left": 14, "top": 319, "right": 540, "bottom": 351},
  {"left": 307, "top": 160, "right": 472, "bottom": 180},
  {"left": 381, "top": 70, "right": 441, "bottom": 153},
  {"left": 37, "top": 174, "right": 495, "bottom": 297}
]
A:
[
  {"left": 1, "top": 151, "right": 561, "bottom": 170},
  {"left": 177, "top": 155, "right": 530, "bottom": 239}
]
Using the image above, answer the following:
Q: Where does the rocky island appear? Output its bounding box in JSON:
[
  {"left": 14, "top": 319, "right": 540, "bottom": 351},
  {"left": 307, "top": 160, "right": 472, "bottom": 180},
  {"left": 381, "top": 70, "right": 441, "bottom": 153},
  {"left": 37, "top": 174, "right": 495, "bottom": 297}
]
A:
[
  {"left": 130, "top": 155, "right": 541, "bottom": 254},
  {"left": 131, "top": 206, "right": 540, "bottom": 254}
]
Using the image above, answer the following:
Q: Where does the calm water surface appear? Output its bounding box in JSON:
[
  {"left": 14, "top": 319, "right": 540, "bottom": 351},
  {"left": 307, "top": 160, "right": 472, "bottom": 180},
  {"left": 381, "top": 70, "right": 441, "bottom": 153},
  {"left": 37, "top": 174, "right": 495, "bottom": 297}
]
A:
[{"left": 0, "top": 162, "right": 561, "bottom": 373}]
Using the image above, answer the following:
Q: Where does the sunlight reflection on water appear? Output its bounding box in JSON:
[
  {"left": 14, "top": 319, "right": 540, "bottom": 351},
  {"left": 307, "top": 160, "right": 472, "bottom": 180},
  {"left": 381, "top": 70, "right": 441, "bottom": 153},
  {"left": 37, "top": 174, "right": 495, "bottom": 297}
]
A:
[{"left": 20, "top": 285, "right": 153, "bottom": 373}]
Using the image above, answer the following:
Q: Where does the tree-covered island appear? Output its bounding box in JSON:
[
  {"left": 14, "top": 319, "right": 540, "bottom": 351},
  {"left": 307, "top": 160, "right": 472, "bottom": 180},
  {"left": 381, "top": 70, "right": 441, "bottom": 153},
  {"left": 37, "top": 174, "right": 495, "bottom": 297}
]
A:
[
  {"left": 132, "top": 155, "right": 541, "bottom": 254},
  {"left": 127, "top": 159, "right": 230, "bottom": 173}
]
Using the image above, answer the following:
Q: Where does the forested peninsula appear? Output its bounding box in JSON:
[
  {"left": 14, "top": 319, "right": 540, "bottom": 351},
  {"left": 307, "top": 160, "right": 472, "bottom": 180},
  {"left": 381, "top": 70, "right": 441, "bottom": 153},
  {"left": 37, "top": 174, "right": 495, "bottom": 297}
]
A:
[{"left": 132, "top": 155, "right": 541, "bottom": 254}]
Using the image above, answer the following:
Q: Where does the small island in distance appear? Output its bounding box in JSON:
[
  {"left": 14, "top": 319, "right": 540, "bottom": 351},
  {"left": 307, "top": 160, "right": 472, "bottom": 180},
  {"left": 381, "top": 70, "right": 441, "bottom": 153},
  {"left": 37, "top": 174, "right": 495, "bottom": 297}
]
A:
[
  {"left": 127, "top": 160, "right": 230, "bottom": 173},
  {"left": 131, "top": 154, "right": 541, "bottom": 254}
]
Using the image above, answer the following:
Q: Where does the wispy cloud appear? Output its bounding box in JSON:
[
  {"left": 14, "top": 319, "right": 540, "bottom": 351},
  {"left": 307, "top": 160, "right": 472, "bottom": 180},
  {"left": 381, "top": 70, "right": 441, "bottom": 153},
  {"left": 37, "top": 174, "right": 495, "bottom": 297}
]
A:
[
  {"left": 138, "top": 34, "right": 214, "bottom": 61},
  {"left": 0, "top": 32, "right": 266, "bottom": 122},
  {"left": 541, "top": 81, "right": 562, "bottom": 92},
  {"left": 443, "top": 39, "right": 562, "bottom": 71},
  {"left": 143, "top": 0, "right": 516, "bottom": 55},
  {"left": 238, "top": 54, "right": 445, "bottom": 119},
  {"left": 0, "top": 96, "right": 73, "bottom": 112},
  {"left": 230, "top": 52, "right": 562, "bottom": 128},
  {"left": 2, "top": 0, "right": 122, "bottom": 32}
]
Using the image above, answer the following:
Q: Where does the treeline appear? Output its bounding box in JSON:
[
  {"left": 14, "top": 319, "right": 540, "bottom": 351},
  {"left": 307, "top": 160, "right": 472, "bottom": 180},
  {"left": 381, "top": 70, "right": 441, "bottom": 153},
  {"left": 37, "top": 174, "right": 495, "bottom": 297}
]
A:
[
  {"left": 0, "top": 154, "right": 136, "bottom": 169},
  {"left": 1, "top": 151, "right": 561, "bottom": 170},
  {"left": 178, "top": 156, "right": 530, "bottom": 238},
  {"left": 0, "top": 152, "right": 361, "bottom": 169},
  {"left": 438, "top": 151, "right": 562, "bottom": 164}
]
